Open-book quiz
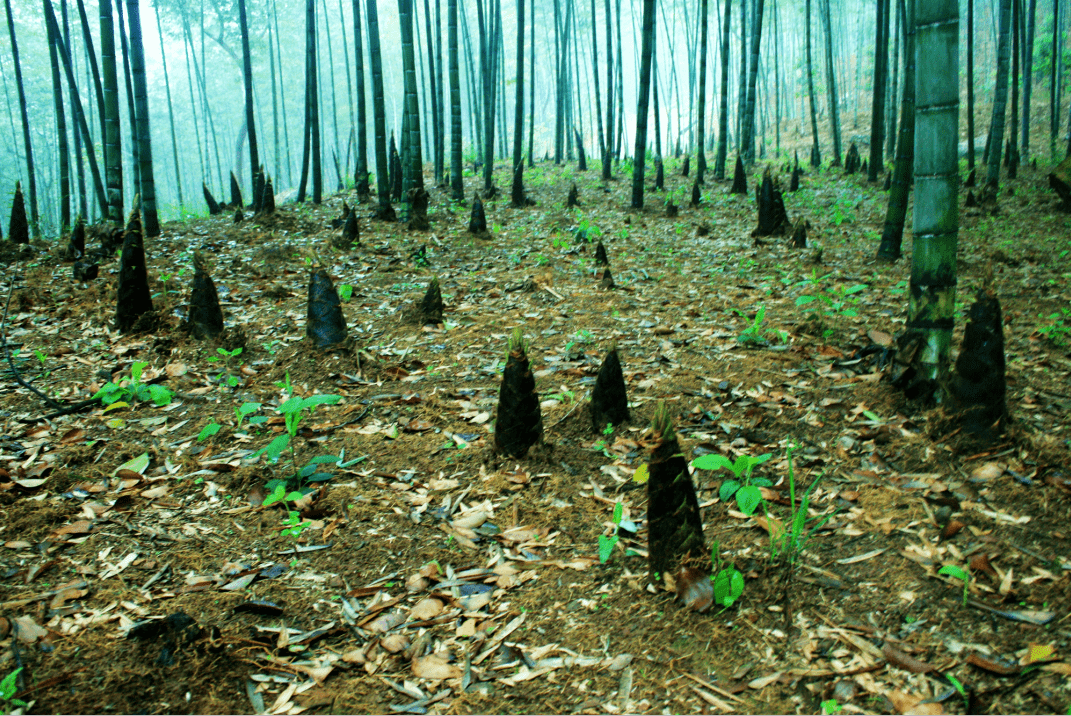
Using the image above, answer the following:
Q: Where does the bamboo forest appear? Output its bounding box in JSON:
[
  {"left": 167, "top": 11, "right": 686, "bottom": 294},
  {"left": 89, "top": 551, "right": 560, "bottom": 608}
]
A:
[{"left": 0, "top": 0, "right": 1069, "bottom": 712}]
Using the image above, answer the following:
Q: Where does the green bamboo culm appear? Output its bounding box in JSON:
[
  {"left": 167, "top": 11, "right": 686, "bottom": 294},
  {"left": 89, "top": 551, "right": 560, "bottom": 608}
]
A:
[{"left": 906, "top": 1, "right": 959, "bottom": 400}]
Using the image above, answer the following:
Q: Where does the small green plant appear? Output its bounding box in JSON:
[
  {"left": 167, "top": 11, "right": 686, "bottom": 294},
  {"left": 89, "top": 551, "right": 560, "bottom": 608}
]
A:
[
  {"left": 0, "top": 667, "right": 27, "bottom": 711},
  {"left": 692, "top": 452, "right": 772, "bottom": 516},
  {"left": 769, "top": 444, "right": 831, "bottom": 564},
  {"left": 253, "top": 392, "right": 343, "bottom": 491},
  {"left": 1036, "top": 304, "right": 1071, "bottom": 346},
  {"left": 735, "top": 305, "right": 787, "bottom": 345},
  {"left": 338, "top": 284, "right": 354, "bottom": 302},
  {"left": 91, "top": 361, "right": 174, "bottom": 407},
  {"left": 198, "top": 422, "right": 221, "bottom": 441},
  {"left": 280, "top": 510, "right": 310, "bottom": 539},
  {"left": 234, "top": 401, "right": 263, "bottom": 428},
  {"left": 938, "top": 564, "right": 971, "bottom": 606},
  {"left": 710, "top": 541, "right": 745, "bottom": 608},
  {"left": 275, "top": 371, "right": 293, "bottom": 394},
  {"left": 207, "top": 347, "right": 243, "bottom": 388},
  {"left": 820, "top": 698, "right": 842, "bottom": 715},
  {"left": 796, "top": 283, "right": 867, "bottom": 337},
  {"left": 592, "top": 423, "right": 616, "bottom": 458},
  {"left": 598, "top": 502, "right": 623, "bottom": 563},
  {"left": 946, "top": 674, "right": 969, "bottom": 711}
]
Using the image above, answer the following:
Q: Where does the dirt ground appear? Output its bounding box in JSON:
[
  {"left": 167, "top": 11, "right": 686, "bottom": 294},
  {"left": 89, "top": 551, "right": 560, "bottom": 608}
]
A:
[{"left": 0, "top": 150, "right": 1069, "bottom": 716}]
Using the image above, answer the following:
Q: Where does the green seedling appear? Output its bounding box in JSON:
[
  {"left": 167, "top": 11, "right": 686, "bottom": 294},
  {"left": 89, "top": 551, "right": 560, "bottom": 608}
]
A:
[
  {"left": 92, "top": 361, "right": 174, "bottom": 407},
  {"left": 710, "top": 541, "right": 745, "bottom": 608},
  {"left": 253, "top": 393, "right": 342, "bottom": 491},
  {"left": 235, "top": 401, "right": 262, "bottom": 428},
  {"left": 820, "top": 698, "right": 841, "bottom": 715},
  {"left": 280, "top": 510, "right": 310, "bottom": 539},
  {"left": 946, "top": 674, "right": 969, "bottom": 711},
  {"left": 338, "top": 284, "right": 354, "bottom": 302},
  {"left": 0, "top": 667, "right": 27, "bottom": 711},
  {"left": 692, "top": 452, "right": 773, "bottom": 516},
  {"left": 198, "top": 422, "right": 221, "bottom": 441},
  {"left": 735, "top": 305, "right": 787, "bottom": 345},
  {"left": 598, "top": 502, "right": 636, "bottom": 563},
  {"left": 1036, "top": 305, "right": 1071, "bottom": 346},
  {"left": 938, "top": 564, "right": 971, "bottom": 606},
  {"left": 275, "top": 371, "right": 293, "bottom": 395},
  {"left": 208, "top": 347, "right": 243, "bottom": 388},
  {"left": 769, "top": 443, "right": 831, "bottom": 564}
]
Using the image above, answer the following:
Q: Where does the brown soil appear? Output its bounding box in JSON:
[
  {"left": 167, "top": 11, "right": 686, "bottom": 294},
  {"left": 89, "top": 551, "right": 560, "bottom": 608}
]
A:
[{"left": 0, "top": 159, "right": 1069, "bottom": 716}]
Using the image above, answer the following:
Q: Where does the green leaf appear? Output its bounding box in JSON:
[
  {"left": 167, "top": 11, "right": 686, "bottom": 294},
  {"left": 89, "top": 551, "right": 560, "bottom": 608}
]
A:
[
  {"left": 298, "top": 394, "right": 342, "bottom": 411},
  {"left": 598, "top": 534, "right": 617, "bottom": 564},
  {"left": 262, "top": 484, "right": 287, "bottom": 507},
  {"left": 796, "top": 295, "right": 817, "bottom": 307},
  {"left": 736, "top": 485, "right": 763, "bottom": 516},
  {"left": 0, "top": 667, "right": 22, "bottom": 699},
  {"left": 712, "top": 568, "right": 745, "bottom": 607},
  {"left": 938, "top": 565, "right": 969, "bottom": 583},
  {"left": 197, "top": 423, "right": 222, "bottom": 442},
  {"left": 612, "top": 502, "right": 623, "bottom": 524},
  {"left": 719, "top": 480, "right": 741, "bottom": 502},
  {"left": 691, "top": 454, "right": 734, "bottom": 472},
  {"left": 114, "top": 452, "right": 150, "bottom": 476},
  {"left": 753, "top": 477, "right": 773, "bottom": 487},
  {"left": 338, "top": 284, "right": 354, "bottom": 302},
  {"left": 862, "top": 410, "right": 881, "bottom": 421},
  {"left": 130, "top": 361, "right": 148, "bottom": 383},
  {"left": 253, "top": 434, "right": 291, "bottom": 463},
  {"left": 147, "top": 384, "right": 173, "bottom": 406},
  {"left": 632, "top": 463, "right": 649, "bottom": 484},
  {"left": 845, "top": 284, "right": 868, "bottom": 295},
  {"left": 235, "top": 402, "right": 261, "bottom": 426},
  {"left": 278, "top": 396, "right": 304, "bottom": 415}
]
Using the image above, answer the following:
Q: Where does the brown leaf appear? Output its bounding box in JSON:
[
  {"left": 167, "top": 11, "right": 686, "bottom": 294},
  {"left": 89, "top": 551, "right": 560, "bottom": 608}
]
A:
[
  {"left": 883, "top": 643, "right": 934, "bottom": 673},
  {"left": 411, "top": 654, "right": 461, "bottom": 680},
  {"left": 940, "top": 520, "right": 965, "bottom": 541},
  {"left": 675, "top": 567, "right": 713, "bottom": 612},
  {"left": 966, "top": 651, "right": 1020, "bottom": 675},
  {"left": 888, "top": 689, "right": 943, "bottom": 715},
  {"left": 52, "top": 520, "right": 93, "bottom": 537},
  {"left": 59, "top": 428, "right": 86, "bottom": 444},
  {"left": 969, "top": 552, "right": 998, "bottom": 579},
  {"left": 410, "top": 598, "right": 443, "bottom": 621}
]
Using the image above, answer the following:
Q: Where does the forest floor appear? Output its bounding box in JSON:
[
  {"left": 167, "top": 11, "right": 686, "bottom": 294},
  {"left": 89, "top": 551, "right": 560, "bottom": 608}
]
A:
[{"left": 0, "top": 153, "right": 1069, "bottom": 716}]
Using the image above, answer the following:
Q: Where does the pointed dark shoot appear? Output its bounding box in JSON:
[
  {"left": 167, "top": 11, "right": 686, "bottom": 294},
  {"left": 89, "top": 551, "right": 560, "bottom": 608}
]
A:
[
  {"left": 731, "top": 156, "right": 748, "bottom": 195},
  {"left": 185, "top": 253, "right": 224, "bottom": 340},
  {"left": 115, "top": 209, "right": 153, "bottom": 333},
  {"left": 646, "top": 402, "right": 706, "bottom": 585},
  {"left": 8, "top": 181, "right": 28, "bottom": 245},
  {"left": 306, "top": 268, "right": 348, "bottom": 349},
  {"left": 590, "top": 346, "right": 629, "bottom": 433},
  {"left": 494, "top": 328, "right": 542, "bottom": 458},
  {"left": 419, "top": 276, "right": 444, "bottom": 325}
]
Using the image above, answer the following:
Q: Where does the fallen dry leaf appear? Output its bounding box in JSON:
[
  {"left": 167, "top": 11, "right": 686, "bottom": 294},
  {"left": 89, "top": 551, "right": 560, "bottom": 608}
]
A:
[{"left": 411, "top": 653, "right": 461, "bottom": 680}]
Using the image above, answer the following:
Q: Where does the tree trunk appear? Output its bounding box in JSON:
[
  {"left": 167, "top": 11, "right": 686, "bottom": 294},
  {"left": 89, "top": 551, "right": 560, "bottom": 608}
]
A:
[
  {"left": 741, "top": 0, "right": 765, "bottom": 163},
  {"left": 630, "top": 0, "right": 656, "bottom": 208},
  {"left": 696, "top": 0, "right": 709, "bottom": 182},
  {"left": 399, "top": 0, "right": 424, "bottom": 221},
  {"left": 906, "top": 0, "right": 958, "bottom": 400},
  {"left": 154, "top": 3, "right": 184, "bottom": 208},
  {"left": 806, "top": 0, "right": 821, "bottom": 165},
  {"left": 877, "top": 0, "right": 914, "bottom": 261},
  {"left": 527, "top": 0, "right": 535, "bottom": 167},
  {"left": 1051, "top": 0, "right": 1061, "bottom": 152},
  {"left": 967, "top": 0, "right": 975, "bottom": 169},
  {"left": 115, "top": 0, "right": 140, "bottom": 193},
  {"left": 236, "top": 0, "right": 260, "bottom": 207},
  {"left": 272, "top": 2, "right": 293, "bottom": 186},
  {"left": 821, "top": 0, "right": 842, "bottom": 164},
  {"left": 4, "top": 0, "right": 40, "bottom": 236},
  {"left": 737, "top": 0, "right": 748, "bottom": 152},
  {"left": 715, "top": 0, "right": 731, "bottom": 178},
  {"left": 46, "top": 0, "right": 72, "bottom": 230},
  {"left": 422, "top": 0, "right": 442, "bottom": 184},
  {"left": 367, "top": 0, "right": 392, "bottom": 213},
  {"left": 1021, "top": 0, "right": 1035, "bottom": 156},
  {"left": 99, "top": 0, "right": 123, "bottom": 221},
  {"left": 351, "top": 0, "right": 369, "bottom": 196},
  {"left": 986, "top": 0, "right": 1012, "bottom": 189},
  {"left": 602, "top": 0, "right": 613, "bottom": 179},
  {"left": 510, "top": 0, "right": 526, "bottom": 206},
  {"left": 868, "top": 0, "right": 888, "bottom": 181},
  {"left": 590, "top": 0, "right": 606, "bottom": 173},
  {"left": 124, "top": 0, "right": 159, "bottom": 235},
  {"left": 448, "top": 0, "right": 463, "bottom": 199}
]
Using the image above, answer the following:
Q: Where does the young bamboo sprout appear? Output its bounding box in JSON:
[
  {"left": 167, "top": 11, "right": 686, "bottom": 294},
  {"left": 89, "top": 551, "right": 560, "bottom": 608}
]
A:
[
  {"left": 203, "top": 183, "right": 221, "bottom": 215},
  {"left": 468, "top": 192, "right": 488, "bottom": 234},
  {"left": 494, "top": 328, "right": 542, "bottom": 458},
  {"left": 731, "top": 155, "right": 748, "bottom": 194},
  {"left": 646, "top": 402, "right": 707, "bottom": 585},
  {"left": 590, "top": 346, "right": 629, "bottom": 433},
  {"left": 306, "top": 267, "right": 348, "bottom": 349},
  {"left": 184, "top": 252, "right": 224, "bottom": 340},
  {"left": 950, "top": 287, "right": 1007, "bottom": 438},
  {"left": 8, "top": 181, "right": 28, "bottom": 245},
  {"left": 419, "top": 277, "right": 444, "bottom": 324},
  {"left": 115, "top": 208, "right": 153, "bottom": 332}
]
